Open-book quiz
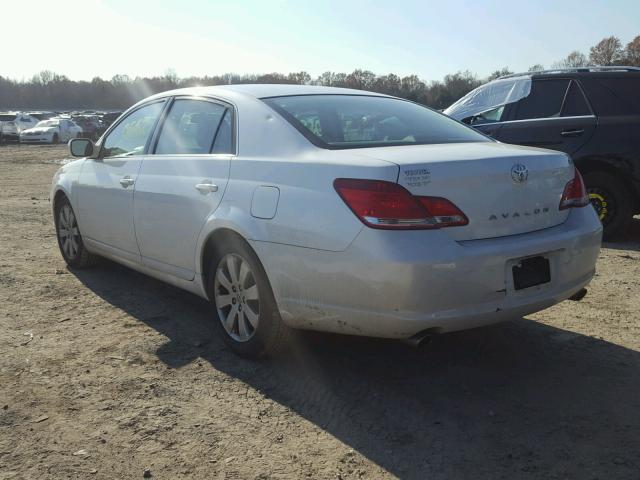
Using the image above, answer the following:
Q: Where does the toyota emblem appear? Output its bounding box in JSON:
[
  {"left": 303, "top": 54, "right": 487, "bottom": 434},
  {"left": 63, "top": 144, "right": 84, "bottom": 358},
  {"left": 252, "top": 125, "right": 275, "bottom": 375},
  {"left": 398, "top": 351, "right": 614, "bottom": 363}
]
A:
[{"left": 511, "top": 164, "right": 528, "bottom": 184}]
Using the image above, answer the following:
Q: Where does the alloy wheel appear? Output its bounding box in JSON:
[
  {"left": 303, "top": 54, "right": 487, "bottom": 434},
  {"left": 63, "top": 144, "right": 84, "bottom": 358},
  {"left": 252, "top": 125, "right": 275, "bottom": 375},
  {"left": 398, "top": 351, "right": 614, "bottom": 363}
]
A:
[
  {"left": 58, "top": 204, "right": 80, "bottom": 260},
  {"left": 214, "top": 253, "right": 260, "bottom": 342}
]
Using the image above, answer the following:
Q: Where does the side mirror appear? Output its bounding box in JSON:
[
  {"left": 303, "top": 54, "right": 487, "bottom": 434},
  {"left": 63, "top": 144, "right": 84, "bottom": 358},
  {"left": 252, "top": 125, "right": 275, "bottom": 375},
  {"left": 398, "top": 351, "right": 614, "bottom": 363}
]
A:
[{"left": 69, "top": 138, "right": 94, "bottom": 157}]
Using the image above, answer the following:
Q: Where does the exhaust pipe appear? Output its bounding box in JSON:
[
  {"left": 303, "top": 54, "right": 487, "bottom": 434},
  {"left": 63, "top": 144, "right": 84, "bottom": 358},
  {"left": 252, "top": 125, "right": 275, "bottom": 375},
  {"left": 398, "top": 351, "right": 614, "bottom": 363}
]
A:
[
  {"left": 402, "top": 331, "right": 433, "bottom": 348},
  {"left": 569, "top": 288, "right": 588, "bottom": 301}
]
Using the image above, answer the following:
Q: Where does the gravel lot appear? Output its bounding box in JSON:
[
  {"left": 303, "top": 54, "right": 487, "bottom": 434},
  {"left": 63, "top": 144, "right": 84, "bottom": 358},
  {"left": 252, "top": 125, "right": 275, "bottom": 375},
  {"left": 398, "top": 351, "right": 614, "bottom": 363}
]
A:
[{"left": 1, "top": 144, "right": 639, "bottom": 480}]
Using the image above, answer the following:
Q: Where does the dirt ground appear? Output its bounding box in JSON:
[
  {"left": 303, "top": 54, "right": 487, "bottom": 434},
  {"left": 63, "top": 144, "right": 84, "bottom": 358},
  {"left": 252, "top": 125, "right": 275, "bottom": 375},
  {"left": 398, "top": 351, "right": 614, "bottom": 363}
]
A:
[{"left": 0, "top": 144, "right": 639, "bottom": 480}]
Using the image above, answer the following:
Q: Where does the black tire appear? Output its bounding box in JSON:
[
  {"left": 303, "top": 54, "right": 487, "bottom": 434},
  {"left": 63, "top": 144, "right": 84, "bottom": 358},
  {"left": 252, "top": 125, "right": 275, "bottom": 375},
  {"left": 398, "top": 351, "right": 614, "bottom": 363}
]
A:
[
  {"left": 54, "top": 196, "right": 98, "bottom": 268},
  {"left": 52, "top": 133, "right": 59, "bottom": 144},
  {"left": 583, "top": 171, "right": 633, "bottom": 240},
  {"left": 206, "top": 234, "right": 291, "bottom": 358}
]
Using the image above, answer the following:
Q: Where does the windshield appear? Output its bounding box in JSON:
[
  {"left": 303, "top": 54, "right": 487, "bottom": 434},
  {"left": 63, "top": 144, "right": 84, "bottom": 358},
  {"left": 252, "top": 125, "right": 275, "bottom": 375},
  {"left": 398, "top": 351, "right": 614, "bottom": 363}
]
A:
[
  {"left": 444, "top": 76, "right": 532, "bottom": 121},
  {"left": 35, "top": 120, "right": 59, "bottom": 128},
  {"left": 263, "top": 95, "right": 489, "bottom": 149},
  {"left": 0, "top": 114, "right": 17, "bottom": 121}
]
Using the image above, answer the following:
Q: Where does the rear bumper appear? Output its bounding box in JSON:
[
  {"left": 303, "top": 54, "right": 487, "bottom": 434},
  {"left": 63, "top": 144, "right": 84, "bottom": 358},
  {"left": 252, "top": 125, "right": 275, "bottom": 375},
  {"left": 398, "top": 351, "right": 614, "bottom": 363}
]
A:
[{"left": 253, "top": 206, "right": 603, "bottom": 339}]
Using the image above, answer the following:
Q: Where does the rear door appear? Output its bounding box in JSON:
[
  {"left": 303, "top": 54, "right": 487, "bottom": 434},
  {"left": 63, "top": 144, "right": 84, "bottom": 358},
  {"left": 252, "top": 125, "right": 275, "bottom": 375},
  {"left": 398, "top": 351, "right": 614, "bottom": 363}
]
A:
[
  {"left": 133, "top": 97, "right": 233, "bottom": 280},
  {"left": 77, "top": 100, "right": 166, "bottom": 262},
  {"left": 496, "top": 79, "right": 596, "bottom": 155}
]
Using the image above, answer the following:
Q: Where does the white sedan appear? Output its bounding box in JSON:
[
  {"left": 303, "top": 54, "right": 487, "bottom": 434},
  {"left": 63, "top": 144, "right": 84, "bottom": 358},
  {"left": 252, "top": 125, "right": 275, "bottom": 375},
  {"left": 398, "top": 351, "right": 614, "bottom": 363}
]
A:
[
  {"left": 20, "top": 118, "right": 82, "bottom": 144},
  {"left": 51, "top": 85, "right": 602, "bottom": 357}
]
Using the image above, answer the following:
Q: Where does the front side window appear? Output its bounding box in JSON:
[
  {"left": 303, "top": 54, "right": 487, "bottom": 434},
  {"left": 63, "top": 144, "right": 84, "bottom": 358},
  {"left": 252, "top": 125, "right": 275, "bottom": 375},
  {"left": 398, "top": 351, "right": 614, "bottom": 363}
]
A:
[
  {"left": 513, "top": 79, "right": 570, "bottom": 120},
  {"left": 263, "top": 95, "right": 489, "bottom": 149},
  {"left": 154, "top": 99, "right": 229, "bottom": 155},
  {"left": 102, "top": 101, "right": 165, "bottom": 158}
]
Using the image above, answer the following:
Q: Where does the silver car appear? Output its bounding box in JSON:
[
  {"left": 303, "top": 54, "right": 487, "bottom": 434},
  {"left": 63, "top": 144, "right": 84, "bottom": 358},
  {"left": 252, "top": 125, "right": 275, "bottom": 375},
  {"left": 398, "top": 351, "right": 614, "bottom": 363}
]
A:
[{"left": 51, "top": 85, "right": 602, "bottom": 357}]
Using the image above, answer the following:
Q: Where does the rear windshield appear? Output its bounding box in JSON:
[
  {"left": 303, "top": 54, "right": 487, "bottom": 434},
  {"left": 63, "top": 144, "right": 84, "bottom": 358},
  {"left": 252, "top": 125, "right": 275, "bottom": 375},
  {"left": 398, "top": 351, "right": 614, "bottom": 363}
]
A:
[
  {"left": 0, "top": 114, "right": 17, "bottom": 121},
  {"left": 263, "top": 95, "right": 489, "bottom": 149}
]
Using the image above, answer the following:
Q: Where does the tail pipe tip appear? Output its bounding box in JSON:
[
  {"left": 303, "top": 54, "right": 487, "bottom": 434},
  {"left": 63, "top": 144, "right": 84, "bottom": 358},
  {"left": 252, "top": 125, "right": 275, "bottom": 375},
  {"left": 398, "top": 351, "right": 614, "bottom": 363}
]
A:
[{"left": 569, "top": 287, "right": 588, "bottom": 302}]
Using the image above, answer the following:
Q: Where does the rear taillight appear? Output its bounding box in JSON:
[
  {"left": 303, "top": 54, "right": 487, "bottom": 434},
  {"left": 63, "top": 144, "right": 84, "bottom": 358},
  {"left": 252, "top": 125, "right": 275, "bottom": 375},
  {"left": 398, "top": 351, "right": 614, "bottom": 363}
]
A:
[
  {"left": 333, "top": 178, "right": 468, "bottom": 229},
  {"left": 559, "top": 168, "right": 589, "bottom": 210}
]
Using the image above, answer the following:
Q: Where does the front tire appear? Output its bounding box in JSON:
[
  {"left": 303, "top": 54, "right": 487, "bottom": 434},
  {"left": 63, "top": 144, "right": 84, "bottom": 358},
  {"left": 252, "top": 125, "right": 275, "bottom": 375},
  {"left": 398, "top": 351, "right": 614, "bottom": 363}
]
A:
[
  {"left": 54, "top": 196, "right": 97, "bottom": 268},
  {"left": 583, "top": 171, "right": 633, "bottom": 240},
  {"left": 207, "top": 236, "right": 291, "bottom": 358}
]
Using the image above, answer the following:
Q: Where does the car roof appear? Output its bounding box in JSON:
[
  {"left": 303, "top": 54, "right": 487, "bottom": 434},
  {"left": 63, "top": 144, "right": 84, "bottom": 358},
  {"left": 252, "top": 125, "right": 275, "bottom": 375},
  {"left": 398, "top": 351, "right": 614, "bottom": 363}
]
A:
[
  {"left": 499, "top": 66, "right": 640, "bottom": 81},
  {"left": 142, "top": 84, "right": 391, "bottom": 103}
]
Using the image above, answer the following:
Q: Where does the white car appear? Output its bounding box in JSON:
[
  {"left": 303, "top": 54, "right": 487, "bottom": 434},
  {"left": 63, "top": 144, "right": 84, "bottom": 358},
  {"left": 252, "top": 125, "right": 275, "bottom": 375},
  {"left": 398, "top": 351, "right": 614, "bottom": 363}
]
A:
[
  {"left": 51, "top": 85, "right": 602, "bottom": 357},
  {"left": 0, "top": 112, "right": 39, "bottom": 142},
  {"left": 20, "top": 118, "right": 83, "bottom": 144}
]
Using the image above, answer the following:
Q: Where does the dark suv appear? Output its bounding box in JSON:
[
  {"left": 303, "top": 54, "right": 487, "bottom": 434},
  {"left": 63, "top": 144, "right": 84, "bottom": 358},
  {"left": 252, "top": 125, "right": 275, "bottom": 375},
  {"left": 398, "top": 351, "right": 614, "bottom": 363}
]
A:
[{"left": 444, "top": 67, "right": 640, "bottom": 239}]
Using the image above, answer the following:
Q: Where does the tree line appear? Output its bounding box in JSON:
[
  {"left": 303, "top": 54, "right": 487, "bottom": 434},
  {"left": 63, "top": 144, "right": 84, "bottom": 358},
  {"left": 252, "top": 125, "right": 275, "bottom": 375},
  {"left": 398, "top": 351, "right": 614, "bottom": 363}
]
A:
[{"left": 1, "top": 34, "right": 638, "bottom": 111}]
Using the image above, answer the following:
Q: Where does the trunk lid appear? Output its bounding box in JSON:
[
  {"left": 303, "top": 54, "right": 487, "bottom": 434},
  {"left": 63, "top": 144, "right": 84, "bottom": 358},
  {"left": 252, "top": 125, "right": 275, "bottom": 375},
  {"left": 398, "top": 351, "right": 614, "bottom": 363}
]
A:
[{"left": 353, "top": 142, "right": 573, "bottom": 241}]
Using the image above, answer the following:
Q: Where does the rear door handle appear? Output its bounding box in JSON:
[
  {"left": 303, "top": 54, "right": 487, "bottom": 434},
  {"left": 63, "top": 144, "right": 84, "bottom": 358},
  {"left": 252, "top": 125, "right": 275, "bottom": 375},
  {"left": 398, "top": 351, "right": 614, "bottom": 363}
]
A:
[
  {"left": 195, "top": 182, "right": 218, "bottom": 194},
  {"left": 119, "top": 176, "right": 135, "bottom": 188},
  {"left": 560, "top": 129, "right": 584, "bottom": 137}
]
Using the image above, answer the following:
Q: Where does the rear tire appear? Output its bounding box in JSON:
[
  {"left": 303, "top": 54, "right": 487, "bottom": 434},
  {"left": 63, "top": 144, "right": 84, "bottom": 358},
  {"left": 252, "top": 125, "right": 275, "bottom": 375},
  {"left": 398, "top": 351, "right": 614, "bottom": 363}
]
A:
[
  {"left": 206, "top": 235, "right": 291, "bottom": 358},
  {"left": 54, "top": 196, "right": 98, "bottom": 268},
  {"left": 583, "top": 171, "right": 633, "bottom": 240}
]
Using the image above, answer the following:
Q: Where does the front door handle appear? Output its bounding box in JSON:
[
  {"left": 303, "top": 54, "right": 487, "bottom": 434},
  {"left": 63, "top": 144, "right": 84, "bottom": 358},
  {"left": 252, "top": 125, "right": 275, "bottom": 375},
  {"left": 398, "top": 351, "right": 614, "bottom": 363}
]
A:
[
  {"left": 561, "top": 129, "right": 584, "bottom": 137},
  {"left": 195, "top": 182, "right": 219, "bottom": 194},
  {"left": 119, "top": 176, "right": 135, "bottom": 188}
]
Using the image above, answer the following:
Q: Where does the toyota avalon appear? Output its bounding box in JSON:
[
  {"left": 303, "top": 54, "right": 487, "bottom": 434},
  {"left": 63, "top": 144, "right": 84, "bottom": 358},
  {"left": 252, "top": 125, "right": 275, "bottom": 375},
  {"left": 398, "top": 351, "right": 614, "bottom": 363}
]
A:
[{"left": 51, "top": 85, "right": 602, "bottom": 357}]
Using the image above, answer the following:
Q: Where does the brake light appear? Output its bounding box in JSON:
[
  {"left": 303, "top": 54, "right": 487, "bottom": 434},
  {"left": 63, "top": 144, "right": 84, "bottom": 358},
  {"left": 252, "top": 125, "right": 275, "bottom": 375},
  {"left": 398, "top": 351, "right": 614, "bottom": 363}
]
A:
[
  {"left": 333, "top": 178, "right": 468, "bottom": 229},
  {"left": 559, "top": 168, "right": 589, "bottom": 210},
  {"left": 418, "top": 196, "right": 469, "bottom": 227}
]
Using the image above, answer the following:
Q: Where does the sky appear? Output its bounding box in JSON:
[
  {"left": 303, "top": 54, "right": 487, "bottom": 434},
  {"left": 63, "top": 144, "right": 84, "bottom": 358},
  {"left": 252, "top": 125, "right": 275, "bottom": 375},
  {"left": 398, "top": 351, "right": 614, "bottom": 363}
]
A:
[{"left": 4, "top": 0, "right": 640, "bottom": 82}]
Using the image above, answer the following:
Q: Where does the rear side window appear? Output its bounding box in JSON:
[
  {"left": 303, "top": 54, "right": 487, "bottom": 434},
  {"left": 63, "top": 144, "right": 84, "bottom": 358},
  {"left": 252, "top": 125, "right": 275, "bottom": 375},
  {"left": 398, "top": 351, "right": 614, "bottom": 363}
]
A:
[
  {"left": 561, "top": 81, "right": 591, "bottom": 117},
  {"left": 155, "top": 99, "right": 228, "bottom": 155},
  {"left": 212, "top": 109, "right": 233, "bottom": 154},
  {"left": 263, "top": 95, "right": 489, "bottom": 149},
  {"left": 513, "top": 79, "right": 570, "bottom": 120},
  {"left": 580, "top": 77, "right": 640, "bottom": 115}
]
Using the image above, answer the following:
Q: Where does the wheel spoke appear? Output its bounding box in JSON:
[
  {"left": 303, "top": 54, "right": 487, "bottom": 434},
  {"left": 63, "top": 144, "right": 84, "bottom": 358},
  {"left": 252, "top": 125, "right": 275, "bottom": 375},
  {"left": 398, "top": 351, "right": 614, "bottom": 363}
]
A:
[
  {"left": 244, "top": 284, "right": 259, "bottom": 301},
  {"left": 216, "top": 294, "right": 233, "bottom": 308},
  {"left": 225, "top": 304, "right": 239, "bottom": 332},
  {"left": 243, "top": 305, "right": 259, "bottom": 328},
  {"left": 238, "top": 311, "right": 249, "bottom": 338},
  {"left": 63, "top": 237, "right": 72, "bottom": 257},
  {"left": 69, "top": 235, "right": 79, "bottom": 256},
  {"left": 62, "top": 206, "right": 71, "bottom": 227},
  {"left": 238, "top": 260, "right": 250, "bottom": 288},
  {"left": 216, "top": 268, "right": 233, "bottom": 292},
  {"left": 59, "top": 212, "right": 67, "bottom": 230},
  {"left": 226, "top": 256, "right": 239, "bottom": 284}
]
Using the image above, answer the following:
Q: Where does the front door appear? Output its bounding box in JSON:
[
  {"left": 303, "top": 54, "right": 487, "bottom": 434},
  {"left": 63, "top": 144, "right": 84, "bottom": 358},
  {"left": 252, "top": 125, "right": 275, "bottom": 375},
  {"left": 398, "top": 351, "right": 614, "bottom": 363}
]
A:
[
  {"left": 133, "top": 97, "right": 234, "bottom": 280},
  {"left": 76, "top": 100, "right": 166, "bottom": 262}
]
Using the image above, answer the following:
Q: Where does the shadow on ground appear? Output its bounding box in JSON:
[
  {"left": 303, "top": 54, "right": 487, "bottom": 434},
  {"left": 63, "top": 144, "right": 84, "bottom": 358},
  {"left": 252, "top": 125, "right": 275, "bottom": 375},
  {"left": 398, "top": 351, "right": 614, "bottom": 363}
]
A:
[
  {"left": 603, "top": 217, "right": 640, "bottom": 252},
  {"left": 72, "top": 261, "right": 640, "bottom": 479}
]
